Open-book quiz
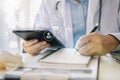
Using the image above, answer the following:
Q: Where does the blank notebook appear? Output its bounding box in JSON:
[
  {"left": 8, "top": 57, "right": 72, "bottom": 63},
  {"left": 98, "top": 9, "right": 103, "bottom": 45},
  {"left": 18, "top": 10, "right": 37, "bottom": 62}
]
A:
[{"left": 39, "top": 48, "right": 91, "bottom": 68}]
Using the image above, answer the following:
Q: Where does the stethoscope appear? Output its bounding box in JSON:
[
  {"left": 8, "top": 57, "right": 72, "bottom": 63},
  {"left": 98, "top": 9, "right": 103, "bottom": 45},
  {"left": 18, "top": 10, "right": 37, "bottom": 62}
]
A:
[
  {"left": 56, "top": 0, "right": 61, "bottom": 10},
  {"left": 55, "top": 0, "right": 103, "bottom": 31}
]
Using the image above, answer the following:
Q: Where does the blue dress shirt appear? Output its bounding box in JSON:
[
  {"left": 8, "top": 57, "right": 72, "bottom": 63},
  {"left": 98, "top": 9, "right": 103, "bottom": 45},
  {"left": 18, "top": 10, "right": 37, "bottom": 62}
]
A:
[{"left": 69, "top": 0, "right": 89, "bottom": 47}]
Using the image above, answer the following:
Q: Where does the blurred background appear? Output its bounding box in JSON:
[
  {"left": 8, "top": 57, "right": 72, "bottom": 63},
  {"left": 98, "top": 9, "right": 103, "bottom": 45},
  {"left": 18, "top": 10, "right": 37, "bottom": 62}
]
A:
[{"left": 0, "top": 0, "right": 42, "bottom": 53}]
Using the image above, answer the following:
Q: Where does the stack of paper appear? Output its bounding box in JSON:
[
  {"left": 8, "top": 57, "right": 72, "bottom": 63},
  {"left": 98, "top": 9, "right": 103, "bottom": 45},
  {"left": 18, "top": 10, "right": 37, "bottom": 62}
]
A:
[
  {"left": 39, "top": 48, "right": 91, "bottom": 69},
  {"left": 4, "top": 49, "right": 99, "bottom": 80}
]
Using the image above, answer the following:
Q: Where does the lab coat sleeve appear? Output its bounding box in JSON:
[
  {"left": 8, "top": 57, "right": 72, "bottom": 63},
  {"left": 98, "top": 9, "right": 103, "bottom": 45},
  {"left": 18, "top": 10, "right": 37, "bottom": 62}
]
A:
[
  {"left": 33, "top": 0, "right": 51, "bottom": 30},
  {"left": 110, "top": 33, "right": 120, "bottom": 52},
  {"left": 109, "top": 9, "right": 120, "bottom": 52}
]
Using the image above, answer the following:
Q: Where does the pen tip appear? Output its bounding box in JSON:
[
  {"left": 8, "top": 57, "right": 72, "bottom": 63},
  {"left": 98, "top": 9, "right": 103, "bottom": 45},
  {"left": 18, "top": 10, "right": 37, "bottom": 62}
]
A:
[{"left": 95, "top": 23, "right": 99, "bottom": 27}]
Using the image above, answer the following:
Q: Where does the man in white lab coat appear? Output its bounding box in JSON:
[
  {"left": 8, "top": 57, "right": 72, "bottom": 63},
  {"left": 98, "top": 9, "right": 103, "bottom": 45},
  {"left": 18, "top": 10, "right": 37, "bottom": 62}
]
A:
[{"left": 22, "top": 0, "right": 120, "bottom": 56}]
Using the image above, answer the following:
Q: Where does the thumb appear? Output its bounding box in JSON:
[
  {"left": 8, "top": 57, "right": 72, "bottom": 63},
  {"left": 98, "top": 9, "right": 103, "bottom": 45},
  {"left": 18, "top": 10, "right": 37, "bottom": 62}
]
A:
[
  {"left": 23, "top": 39, "right": 38, "bottom": 46},
  {"left": 75, "top": 35, "right": 91, "bottom": 49}
]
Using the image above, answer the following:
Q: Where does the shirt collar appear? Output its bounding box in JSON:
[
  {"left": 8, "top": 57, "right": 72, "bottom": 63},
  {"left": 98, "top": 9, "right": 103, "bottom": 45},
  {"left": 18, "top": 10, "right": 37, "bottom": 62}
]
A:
[{"left": 70, "top": 0, "right": 88, "bottom": 4}]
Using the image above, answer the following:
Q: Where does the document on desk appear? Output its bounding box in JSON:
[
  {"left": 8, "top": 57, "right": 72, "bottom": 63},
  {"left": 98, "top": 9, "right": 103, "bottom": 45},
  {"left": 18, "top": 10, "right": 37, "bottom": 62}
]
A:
[
  {"left": 4, "top": 48, "right": 99, "bottom": 80},
  {"left": 4, "top": 57, "right": 99, "bottom": 80},
  {"left": 39, "top": 48, "right": 91, "bottom": 69}
]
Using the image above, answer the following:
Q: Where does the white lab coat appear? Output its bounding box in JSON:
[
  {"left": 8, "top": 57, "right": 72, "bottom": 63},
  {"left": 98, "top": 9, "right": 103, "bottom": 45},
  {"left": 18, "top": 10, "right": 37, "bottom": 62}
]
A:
[{"left": 34, "top": 0, "right": 120, "bottom": 51}]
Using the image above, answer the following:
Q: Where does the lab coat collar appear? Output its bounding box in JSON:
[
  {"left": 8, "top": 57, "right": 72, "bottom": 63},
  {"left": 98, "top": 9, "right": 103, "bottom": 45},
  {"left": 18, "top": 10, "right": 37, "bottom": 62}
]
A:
[
  {"left": 88, "top": 0, "right": 99, "bottom": 17},
  {"left": 60, "top": 0, "right": 99, "bottom": 18},
  {"left": 58, "top": 0, "right": 74, "bottom": 47},
  {"left": 60, "top": 0, "right": 100, "bottom": 34}
]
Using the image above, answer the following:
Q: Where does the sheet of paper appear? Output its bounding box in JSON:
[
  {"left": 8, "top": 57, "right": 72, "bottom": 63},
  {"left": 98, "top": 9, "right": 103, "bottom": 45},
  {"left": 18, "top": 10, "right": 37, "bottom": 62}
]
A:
[{"left": 39, "top": 48, "right": 91, "bottom": 68}]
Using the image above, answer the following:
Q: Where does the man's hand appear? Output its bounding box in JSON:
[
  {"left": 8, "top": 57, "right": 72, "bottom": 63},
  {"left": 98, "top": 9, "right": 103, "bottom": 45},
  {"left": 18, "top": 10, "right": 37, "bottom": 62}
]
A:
[
  {"left": 22, "top": 39, "right": 50, "bottom": 55},
  {"left": 75, "top": 32, "right": 119, "bottom": 56}
]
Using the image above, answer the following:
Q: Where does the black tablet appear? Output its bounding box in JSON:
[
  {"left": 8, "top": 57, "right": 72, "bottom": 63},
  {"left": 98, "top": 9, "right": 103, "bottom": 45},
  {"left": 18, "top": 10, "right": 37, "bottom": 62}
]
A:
[{"left": 13, "top": 30, "right": 65, "bottom": 49}]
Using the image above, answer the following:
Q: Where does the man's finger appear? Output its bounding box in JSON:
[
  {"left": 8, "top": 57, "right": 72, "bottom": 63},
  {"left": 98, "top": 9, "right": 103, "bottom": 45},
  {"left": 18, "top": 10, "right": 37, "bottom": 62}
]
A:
[
  {"left": 24, "top": 41, "right": 50, "bottom": 55},
  {"left": 34, "top": 41, "right": 49, "bottom": 50},
  {"left": 23, "top": 39, "right": 38, "bottom": 46},
  {"left": 75, "top": 34, "right": 92, "bottom": 49},
  {"left": 79, "top": 42, "right": 94, "bottom": 55},
  {"left": 83, "top": 47, "right": 96, "bottom": 56}
]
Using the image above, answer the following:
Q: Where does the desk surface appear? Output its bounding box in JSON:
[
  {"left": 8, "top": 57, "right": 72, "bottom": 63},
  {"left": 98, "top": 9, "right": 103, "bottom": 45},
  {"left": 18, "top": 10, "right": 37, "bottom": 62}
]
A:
[
  {"left": 22, "top": 54, "right": 120, "bottom": 80},
  {"left": 99, "top": 56, "right": 120, "bottom": 80},
  {"left": 1, "top": 54, "right": 120, "bottom": 80}
]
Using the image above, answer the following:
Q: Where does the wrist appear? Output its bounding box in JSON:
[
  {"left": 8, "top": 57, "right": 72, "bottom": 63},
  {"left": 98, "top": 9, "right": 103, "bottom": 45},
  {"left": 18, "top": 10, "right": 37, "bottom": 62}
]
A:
[{"left": 107, "top": 34, "right": 120, "bottom": 50}]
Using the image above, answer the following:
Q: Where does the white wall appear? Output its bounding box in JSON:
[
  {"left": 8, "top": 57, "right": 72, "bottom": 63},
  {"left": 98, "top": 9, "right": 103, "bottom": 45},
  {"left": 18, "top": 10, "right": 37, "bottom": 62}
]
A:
[{"left": 0, "top": 0, "right": 42, "bottom": 53}]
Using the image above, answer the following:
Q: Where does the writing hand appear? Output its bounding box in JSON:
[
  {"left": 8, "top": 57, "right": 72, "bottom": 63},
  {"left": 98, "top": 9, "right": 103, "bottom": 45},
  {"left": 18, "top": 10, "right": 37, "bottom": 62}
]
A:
[{"left": 75, "top": 33, "right": 119, "bottom": 56}]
